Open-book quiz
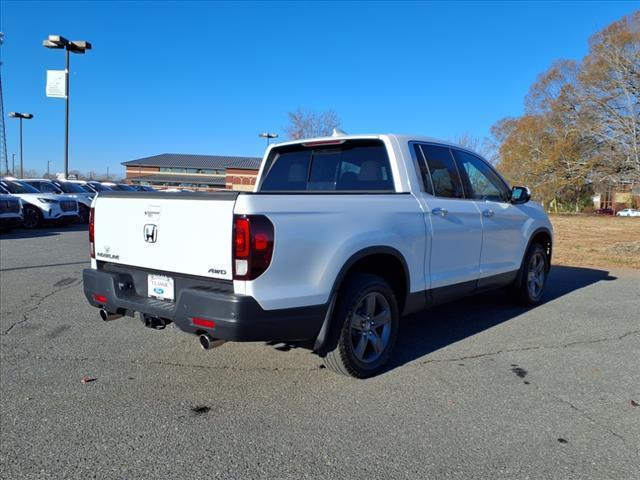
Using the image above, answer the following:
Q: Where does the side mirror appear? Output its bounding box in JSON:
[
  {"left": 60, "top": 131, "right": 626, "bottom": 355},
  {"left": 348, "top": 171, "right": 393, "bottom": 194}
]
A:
[{"left": 511, "top": 186, "right": 531, "bottom": 204}]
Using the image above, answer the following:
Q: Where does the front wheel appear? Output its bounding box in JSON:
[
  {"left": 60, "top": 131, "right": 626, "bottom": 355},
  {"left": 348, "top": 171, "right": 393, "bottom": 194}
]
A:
[
  {"left": 323, "top": 273, "right": 399, "bottom": 378},
  {"left": 512, "top": 243, "right": 549, "bottom": 306},
  {"left": 22, "top": 206, "right": 43, "bottom": 229}
]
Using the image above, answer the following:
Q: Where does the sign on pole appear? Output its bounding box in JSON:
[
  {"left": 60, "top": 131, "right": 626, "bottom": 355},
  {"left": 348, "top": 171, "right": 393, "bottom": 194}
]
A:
[{"left": 46, "top": 70, "right": 67, "bottom": 98}]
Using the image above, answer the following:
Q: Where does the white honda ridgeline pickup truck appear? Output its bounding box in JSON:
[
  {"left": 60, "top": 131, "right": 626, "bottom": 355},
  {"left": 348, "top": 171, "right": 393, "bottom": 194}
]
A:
[{"left": 83, "top": 134, "right": 553, "bottom": 378}]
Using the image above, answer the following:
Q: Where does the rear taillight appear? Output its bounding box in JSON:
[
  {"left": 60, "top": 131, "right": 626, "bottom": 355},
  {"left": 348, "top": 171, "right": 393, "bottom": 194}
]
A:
[
  {"left": 93, "top": 293, "right": 107, "bottom": 304},
  {"left": 233, "top": 214, "right": 274, "bottom": 280},
  {"left": 89, "top": 207, "right": 95, "bottom": 258}
]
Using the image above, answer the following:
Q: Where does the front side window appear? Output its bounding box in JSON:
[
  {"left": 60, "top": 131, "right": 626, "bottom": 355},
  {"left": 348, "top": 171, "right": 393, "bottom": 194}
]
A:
[
  {"left": 39, "top": 182, "right": 62, "bottom": 194},
  {"left": 260, "top": 140, "right": 394, "bottom": 192},
  {"left": 420, "top": 145, "right": 464, "bottom": 198},
  {"left": 452, "top": 150, "right": 510, "bottom": 202}
]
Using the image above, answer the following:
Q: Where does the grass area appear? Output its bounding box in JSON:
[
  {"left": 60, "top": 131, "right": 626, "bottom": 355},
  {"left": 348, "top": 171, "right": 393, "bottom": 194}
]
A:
[{"left": 550, "top": 214, "right": 640, "bottom": 269}]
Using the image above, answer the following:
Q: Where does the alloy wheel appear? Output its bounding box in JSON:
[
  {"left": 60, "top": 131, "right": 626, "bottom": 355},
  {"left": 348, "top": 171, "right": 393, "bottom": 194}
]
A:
[
  {"left": 348, "top": 292, "right": 392, "bottom": 364},
  {"left": 23, "top": 209, "right": 40, "bottom": 229},
  {"left": 527, "top": 251, "right": 546, "bottom": 299}
]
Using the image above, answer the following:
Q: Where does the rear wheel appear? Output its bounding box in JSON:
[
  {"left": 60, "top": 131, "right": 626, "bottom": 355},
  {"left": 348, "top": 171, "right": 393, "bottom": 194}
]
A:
[
  {"left": 22, "top": 206, "right": 43, "bottom": 229},
  {"left": 512, "top": 243, "right": 548, "bottom": 305},
  {"left": 323, "top": 273, "right": 399, "bottom": 378}
]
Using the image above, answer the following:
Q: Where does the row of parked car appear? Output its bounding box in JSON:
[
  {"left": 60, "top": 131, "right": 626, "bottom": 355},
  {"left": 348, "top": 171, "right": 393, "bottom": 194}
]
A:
[{"left": 0, "top": 177, "right": 155, "bottom": 231}]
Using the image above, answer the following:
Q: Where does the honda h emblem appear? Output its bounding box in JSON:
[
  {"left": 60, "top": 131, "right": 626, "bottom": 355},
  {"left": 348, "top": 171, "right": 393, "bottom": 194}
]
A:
[{"left": 144, "top": 224, "right": 158, "bottom": 243}]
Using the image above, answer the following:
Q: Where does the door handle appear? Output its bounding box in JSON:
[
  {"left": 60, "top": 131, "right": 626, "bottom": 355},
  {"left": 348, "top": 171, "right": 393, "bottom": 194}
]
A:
[
  {"left": 482, "top": 209, "right": 495, "bottom": 218},
  {"left": 431, "top": 208, "right": 448, "bottom": 217}
]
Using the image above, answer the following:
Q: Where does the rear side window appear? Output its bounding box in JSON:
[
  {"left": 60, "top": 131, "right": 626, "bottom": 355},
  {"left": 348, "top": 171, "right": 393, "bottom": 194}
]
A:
[
  {"left": 419, "top": 145, "right": 464, "bottom": 198},
  {"left": 260, "top": 140, "right": 394, "bottom": 192}
]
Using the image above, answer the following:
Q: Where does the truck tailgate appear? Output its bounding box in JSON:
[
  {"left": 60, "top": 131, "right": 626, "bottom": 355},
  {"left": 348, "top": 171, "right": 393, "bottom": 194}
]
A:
[{"left": 93, "top": 192, "right": 238, "bottom": 280}]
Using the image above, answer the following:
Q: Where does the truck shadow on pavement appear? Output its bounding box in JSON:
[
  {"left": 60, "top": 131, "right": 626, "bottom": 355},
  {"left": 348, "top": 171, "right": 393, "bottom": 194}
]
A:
[{"left": 388, "top": 265, "right": 617, "bottom": 370}]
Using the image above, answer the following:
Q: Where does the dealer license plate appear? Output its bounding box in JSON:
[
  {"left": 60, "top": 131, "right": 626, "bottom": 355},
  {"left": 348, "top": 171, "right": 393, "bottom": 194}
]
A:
[{"left": 148, "top": 274, "right": 175, "bottom": 302}]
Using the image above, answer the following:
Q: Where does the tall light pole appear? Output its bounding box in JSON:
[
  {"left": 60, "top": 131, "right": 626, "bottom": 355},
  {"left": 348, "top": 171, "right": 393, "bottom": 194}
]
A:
[
  {"left": 11, "top": 153, "right": 15, "bottom": 175},
  {"left": 8, "top": 112, "right": 33, "bottom": 178},
  {"left": 43, "top": 35, "right": 92, "bottom": 179},
  {"left": 259, "top": 132, "right": 278, "bottom": 146}
]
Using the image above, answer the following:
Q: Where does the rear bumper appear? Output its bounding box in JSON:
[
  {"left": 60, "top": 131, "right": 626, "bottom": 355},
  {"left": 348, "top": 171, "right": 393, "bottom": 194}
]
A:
[{"left": 83, "top": 268, "right": 325, "bottom": 343}]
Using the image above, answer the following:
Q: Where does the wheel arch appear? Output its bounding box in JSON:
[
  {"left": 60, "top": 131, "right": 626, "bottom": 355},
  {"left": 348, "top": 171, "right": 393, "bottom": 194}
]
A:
[
  {"left": 314, "top": 246, "right": 410, "bottom": 353},
  {"left": 526, "top": 227, "right": 553, "bottom": 271}
]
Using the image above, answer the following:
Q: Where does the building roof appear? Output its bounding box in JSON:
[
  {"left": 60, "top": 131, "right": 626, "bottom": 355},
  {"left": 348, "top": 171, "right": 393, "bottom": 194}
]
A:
[
  {"left": 131, "top": 174, "right": 226, "bottom": 186},
  {"left": 122, "top": 153, "right": 262, "bottom": 170}
]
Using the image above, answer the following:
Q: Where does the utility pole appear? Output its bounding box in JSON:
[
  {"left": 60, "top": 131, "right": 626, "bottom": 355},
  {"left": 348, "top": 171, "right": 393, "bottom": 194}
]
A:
[{"left": 0, "top": 32, "right": 8, "bottom": 175}]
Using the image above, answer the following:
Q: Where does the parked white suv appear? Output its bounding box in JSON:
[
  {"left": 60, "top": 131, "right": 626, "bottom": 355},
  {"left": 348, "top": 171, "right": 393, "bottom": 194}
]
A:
[
  {"left": 0, "top": 178, "right": 79, "bottom": 229},
  {"left": 83, "top": 134, "right": 553, "bottom": 377},
  {"left": 22, "top": 179, "right": 94, "bottom": 223}
]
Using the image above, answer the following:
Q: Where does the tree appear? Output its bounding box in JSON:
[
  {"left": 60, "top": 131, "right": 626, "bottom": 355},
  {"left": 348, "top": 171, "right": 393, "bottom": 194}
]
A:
[
  {"left": 452, "top": 132, "right": 496, "bottom": 163},
  {"left": 285, "top": 108, "right": 341, "bottom": 140},
  {"left": 490, "top": 12, "right": 639, "bottom": 211},
  {"left": 579, "top": 11, "right": 640, "bottom": 183},
  {"left": 22, "top": 168, "right": 40, "bottom": 178}
]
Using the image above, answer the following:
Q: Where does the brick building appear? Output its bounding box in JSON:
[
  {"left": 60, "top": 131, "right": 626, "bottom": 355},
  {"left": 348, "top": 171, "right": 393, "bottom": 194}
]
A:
[{"left": 122, "top": 153, "right": 261, "bottom": 191}]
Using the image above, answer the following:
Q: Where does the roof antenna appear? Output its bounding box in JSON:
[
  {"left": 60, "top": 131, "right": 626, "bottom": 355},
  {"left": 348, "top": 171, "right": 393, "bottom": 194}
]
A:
[{"left": 331, "top": 128, "right": 347, "bottom": 137}]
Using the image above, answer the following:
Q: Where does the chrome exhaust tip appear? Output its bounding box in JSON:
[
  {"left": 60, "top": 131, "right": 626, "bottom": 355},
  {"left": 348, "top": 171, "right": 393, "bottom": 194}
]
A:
[
  {"left": 199, "top": 334, "right": 225, "bottom": 351},
  {"left": 100, "top": 308, "right": 123, "bottom": 321}
]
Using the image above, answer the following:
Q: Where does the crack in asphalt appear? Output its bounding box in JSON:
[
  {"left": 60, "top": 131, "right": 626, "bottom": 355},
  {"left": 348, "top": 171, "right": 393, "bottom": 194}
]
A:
[
  {"left": 417, "top": 329, "right": 640, "bottom": 365},
  {"left": 1, "top": 280, "right": 82, "bottom": 336},
  {"left": 412, "top": 329, "right": 640, "bottom": 456},
  {"left": 528, "top": 379, "right": 639, "bottom": 456}
]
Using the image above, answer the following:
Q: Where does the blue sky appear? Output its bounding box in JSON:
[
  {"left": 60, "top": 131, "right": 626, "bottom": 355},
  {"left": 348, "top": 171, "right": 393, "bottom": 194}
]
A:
[{"left": 1, "top": 1, "right": 638, "bottom": 176}]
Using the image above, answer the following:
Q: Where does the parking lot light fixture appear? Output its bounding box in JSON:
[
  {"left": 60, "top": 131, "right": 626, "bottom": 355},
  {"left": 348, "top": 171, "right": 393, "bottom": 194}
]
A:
[
  {"left": 8, "top": 112, "right": 34, "bottom": 178},
  {"left": 259, "top": 132, "right": 278, "bottom": 146},
  {"left": 43, "top": 34, "right": 92, "bottom": 179}
]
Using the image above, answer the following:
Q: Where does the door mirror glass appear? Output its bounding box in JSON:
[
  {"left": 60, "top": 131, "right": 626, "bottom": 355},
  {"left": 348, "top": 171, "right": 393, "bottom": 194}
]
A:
[{"left": 511, "top": 186, "right": 531, "bottom": 204}]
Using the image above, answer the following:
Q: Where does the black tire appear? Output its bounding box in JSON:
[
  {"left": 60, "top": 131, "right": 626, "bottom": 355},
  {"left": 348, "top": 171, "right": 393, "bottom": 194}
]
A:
[
  {"left": 512, "top": 243, "right": 549, "bottom": 306},
  {"left": 323, "top": 273, "right": 399, "bottom": 378},
  {"left": 78, "top": 204, "right": 90, "bottom": 224},
  {"left": 22, "top": 206, "right": 43, "bottom": 229}
]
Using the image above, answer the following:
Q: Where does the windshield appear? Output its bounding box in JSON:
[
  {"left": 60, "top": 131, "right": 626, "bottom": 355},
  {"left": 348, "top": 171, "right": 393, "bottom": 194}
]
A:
[
  {"left": 0, "top": 180, "right": 40, "bottom": 194},
  {"left": 112, "top": 184, "right": 136, "bottom": 191},
  {"left": 54, "top": 182, "right": 88, "bottom": 193},
  {"left": 88, "top": 182, "right": 112, "bottom": 192}
]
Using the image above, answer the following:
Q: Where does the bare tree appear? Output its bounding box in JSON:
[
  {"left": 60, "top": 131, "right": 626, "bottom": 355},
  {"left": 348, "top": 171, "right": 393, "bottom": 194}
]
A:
[
  {"left": 451, "top": 132, "right": 496, "bottom": 162},
  {"left": 21, "top": 168, "right": 40, "bottom": 178},
  {"left": 578, "top": 11, "right": 640, "bottom": 182},
  {"left": 285, "top": 108, "right": 341, "bottom": 140}
]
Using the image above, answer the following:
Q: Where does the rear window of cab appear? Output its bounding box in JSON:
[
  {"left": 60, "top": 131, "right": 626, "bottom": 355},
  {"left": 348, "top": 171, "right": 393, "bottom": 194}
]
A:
[{"left": 259, "top": 139, "right": 394, "bottom": 192}]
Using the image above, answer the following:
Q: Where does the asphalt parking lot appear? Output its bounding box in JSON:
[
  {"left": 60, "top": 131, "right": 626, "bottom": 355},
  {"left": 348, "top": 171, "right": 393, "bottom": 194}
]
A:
[{"left": 1, "top": 227, "right": 639, "bottom": 479}]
